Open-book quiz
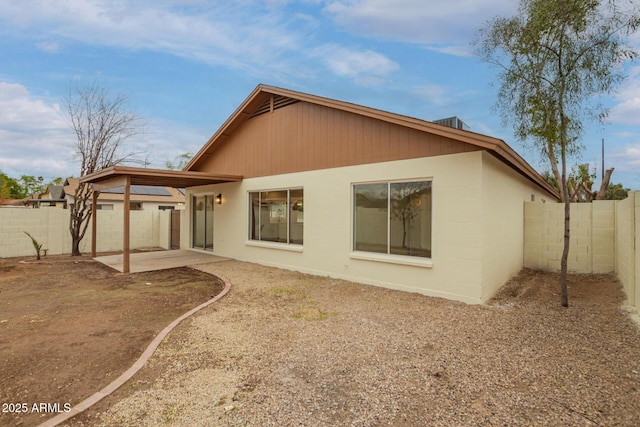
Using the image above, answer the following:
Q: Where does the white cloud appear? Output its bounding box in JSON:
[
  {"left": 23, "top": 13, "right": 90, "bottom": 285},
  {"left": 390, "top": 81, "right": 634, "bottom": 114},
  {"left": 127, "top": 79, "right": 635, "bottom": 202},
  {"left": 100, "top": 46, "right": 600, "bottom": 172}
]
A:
[
  {"left": 0, "top": 82, "right": 73, "bottom": 179},
  {"left": 609, "top": 143, "right": 640, "bottom": 174},
  {"left": 36, "top": 41, "right": 60, "bottom": 53},
  {"left": 0, "top": 1, "right": 314, "bottom": 79},
  {"left": 323, "top": 0, "right": 517, "bottom": 55},
  {"left": 137, "top": 119, "right": 211, "bottom": 170},
  {"left": 0, "top": 80, "right": 212, "bottom": 179},
  {"left": 413, "top": 84, "right": 449, "bottom": 106},
  {"left": 313, "top": 44, "right": 399, "bottom": 86},
  {"left": 609, "top": 66, "right": 640, "bottom": 125},
  {"left": 0, "top": 1, "right": 412, "bottom": 86}
]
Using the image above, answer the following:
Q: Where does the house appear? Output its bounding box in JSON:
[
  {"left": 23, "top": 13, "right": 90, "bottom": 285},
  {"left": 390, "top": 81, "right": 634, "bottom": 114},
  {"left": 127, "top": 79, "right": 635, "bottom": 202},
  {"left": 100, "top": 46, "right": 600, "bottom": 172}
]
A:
[
  {"left": 0, "top": 199, "right": 27, "bottom": 208},
  {"left": 82, "top": 84, "right": 559, "bottom": 304},
  {"left": 22, "top": 185, "right": 67, "bottom": 208},
  {"left": 64, "top": 177, "right": 185, "bottom": 211},
  {"left": 1, "top": 185, "right": 66, "bottom": 209}
]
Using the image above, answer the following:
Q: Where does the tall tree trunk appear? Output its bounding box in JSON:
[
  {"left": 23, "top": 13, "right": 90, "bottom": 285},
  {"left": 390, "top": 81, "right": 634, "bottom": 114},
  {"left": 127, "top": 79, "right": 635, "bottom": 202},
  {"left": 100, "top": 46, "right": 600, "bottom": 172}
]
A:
[
  {"left": 559, "top": 112, "right": 570, "bottom": 308},
  {"left": 561, "top": 197, "right": 570, "bottom": 307},
  {"left": 546, "top": 141, "right": 563, "bottom": 196},
  {"left": 596, "top": 168, "right": 614, "bottom": 200},
  {"left": 68, "top": 181, "right": 93, "bottom": 256},
  {"left": 71, "top": 236, "right": 82, "bottom": 256}
]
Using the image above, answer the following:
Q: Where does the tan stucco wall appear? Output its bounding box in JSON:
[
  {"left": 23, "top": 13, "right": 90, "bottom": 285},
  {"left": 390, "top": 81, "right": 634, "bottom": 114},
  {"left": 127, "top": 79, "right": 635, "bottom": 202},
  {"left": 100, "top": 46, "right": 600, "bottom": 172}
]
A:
[
  {"left": 185, "top": 151, "right": 548, "bottom": 304},
  {"left": 0, "top": 209, "right": 171, "bottom": 257},
  {"left": 479, "top": 152, "right": 552, "bottom": 302}
]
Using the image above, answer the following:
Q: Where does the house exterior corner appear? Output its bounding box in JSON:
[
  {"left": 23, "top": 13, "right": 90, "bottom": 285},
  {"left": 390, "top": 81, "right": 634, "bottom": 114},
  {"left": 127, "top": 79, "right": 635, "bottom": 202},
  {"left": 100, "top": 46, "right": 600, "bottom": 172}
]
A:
[
  {"left": 183, "top": 151, "right": 537, "bottom": 304},
  {"left": 179, "top": 84, "right": 558, "bottom": 304}
]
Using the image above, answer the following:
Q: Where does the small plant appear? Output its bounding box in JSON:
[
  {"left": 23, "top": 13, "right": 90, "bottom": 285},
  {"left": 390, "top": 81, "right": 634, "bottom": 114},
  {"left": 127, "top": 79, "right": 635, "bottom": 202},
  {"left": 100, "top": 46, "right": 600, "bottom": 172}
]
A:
[
  {"left": 271, "top": 287, "right": 300, "bottom": 297},
  {"left": 24, "top": 231, "right": 45, "bottom": 260}
]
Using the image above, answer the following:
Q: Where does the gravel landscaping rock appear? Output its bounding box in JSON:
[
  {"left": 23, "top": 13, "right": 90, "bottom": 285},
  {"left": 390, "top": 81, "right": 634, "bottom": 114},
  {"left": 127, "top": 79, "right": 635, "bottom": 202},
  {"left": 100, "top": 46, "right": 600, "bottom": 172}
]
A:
[{"left": 68, "top": 262, "right": 640, "bottom": 426}]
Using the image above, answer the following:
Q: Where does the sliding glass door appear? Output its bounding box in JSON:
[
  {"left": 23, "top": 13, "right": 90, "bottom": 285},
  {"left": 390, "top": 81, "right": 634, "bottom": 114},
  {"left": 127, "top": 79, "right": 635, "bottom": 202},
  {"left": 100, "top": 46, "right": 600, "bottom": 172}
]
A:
[{"left": 192, "top": 195, "right": 214, "bottom": 250}]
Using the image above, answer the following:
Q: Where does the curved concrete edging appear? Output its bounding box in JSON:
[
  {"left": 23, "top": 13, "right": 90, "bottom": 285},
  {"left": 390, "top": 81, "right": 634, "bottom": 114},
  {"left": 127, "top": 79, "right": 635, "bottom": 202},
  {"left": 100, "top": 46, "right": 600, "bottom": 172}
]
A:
[{"left": 38, "top": 269, "right": 232, "bottom": 427}]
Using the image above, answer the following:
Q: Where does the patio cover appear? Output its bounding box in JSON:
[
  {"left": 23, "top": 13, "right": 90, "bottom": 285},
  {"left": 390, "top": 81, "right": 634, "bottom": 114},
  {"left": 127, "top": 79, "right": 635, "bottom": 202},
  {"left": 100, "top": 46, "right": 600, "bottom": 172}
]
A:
[{"left": 80, "top": 166, "right": 242, "bottom": 273}]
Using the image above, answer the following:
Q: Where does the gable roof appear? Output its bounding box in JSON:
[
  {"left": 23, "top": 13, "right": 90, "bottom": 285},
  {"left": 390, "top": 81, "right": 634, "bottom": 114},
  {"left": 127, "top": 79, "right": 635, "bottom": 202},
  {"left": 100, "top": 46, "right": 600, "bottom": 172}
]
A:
[
  {"left": 47, "top": 185, "right": 64, "bottom": 199},
  {"left": 186, "top": 84, "right": 558, "bottom": 199}
]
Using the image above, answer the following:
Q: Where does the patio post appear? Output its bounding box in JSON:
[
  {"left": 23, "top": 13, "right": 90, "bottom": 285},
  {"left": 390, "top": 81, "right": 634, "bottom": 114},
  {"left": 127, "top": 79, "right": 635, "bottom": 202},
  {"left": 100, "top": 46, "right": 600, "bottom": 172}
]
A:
[
  {"left": 123, "top": 176, "right": 130, "bottom": 273},
  {"left": 91, "top": 189, "right": 98, "bottom": 258}
]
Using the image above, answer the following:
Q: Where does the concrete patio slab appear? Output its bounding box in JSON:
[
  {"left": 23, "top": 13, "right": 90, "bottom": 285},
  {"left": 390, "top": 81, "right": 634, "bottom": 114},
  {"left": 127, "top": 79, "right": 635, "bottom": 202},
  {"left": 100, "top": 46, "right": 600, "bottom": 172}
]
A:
[{"left": 94, "top": 249, "right": 228, "bottom": 273}]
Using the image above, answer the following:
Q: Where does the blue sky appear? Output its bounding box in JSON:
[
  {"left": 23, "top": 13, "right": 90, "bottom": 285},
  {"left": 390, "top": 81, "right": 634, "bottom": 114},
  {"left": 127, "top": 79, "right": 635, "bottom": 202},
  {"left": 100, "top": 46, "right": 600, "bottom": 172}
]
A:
[{"left": 1, "top": 0, "right": 639, "bottom": 189}]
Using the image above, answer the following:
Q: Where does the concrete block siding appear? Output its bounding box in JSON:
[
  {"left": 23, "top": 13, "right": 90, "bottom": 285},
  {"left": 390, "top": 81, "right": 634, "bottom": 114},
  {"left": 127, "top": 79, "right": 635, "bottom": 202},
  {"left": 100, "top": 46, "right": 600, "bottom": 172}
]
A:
[
  {"left": 524, "top": 201, "right": 615, "bottom": 273},
  {"left": 636, "top": 194, "right": 640, "bottom": 309},
  {"left": 524, "top": 192, "right": 639, "bottom": 308},
  {"left": 0, "top": 209, "right": 171, "bottom": 258},
  {"left": 617, "top": 193, "right": 638, "bottom": 308},
  {"left": 186, "top": 151, "right": 550, "bottom": 305}
]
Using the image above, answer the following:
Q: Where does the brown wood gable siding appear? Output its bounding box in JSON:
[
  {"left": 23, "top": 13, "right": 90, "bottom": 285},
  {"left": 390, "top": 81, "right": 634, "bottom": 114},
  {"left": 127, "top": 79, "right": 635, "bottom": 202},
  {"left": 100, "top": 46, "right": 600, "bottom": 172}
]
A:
[{"left": 196, "top": 102, "right": 482, "bottom": 178}]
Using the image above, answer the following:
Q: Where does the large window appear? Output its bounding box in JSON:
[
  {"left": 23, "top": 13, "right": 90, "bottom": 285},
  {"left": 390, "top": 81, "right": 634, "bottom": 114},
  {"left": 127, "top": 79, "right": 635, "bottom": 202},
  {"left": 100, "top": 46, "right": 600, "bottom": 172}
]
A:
[
  {"left": 353, "top": 180, "right": 431, "bottom": 258},
  {"left": 249, "top": 188, "right": 303, "bottom": 245}
]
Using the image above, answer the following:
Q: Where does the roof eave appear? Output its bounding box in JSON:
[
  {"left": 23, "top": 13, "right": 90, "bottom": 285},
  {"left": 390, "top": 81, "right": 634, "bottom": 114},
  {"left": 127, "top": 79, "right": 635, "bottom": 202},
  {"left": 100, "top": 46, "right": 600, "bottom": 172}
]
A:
[{"left": 80, "top": 166, "right": 243, "bottom": 189}]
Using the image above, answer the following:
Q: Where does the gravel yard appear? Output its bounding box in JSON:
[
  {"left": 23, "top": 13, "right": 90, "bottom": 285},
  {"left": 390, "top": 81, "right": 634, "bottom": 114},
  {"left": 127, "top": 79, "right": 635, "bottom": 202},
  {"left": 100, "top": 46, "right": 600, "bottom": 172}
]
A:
[{"left": 69, "top": 261, "right": 640, "bottom": 426}]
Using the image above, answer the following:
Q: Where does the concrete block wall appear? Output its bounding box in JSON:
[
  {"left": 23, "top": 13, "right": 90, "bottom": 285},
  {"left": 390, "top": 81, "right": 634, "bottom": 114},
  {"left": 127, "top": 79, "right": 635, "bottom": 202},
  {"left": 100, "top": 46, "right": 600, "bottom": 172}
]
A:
[
  {"left": 524, "top": 193, "right": 639, "bottom": 308},
  {"left": 524, "top": 201, "right": 616, "bottom": 274},
  {"left": 636, "top": 193, "right": 640, "bottom": 309},
  {"left": 0, "top": 209, "right": 69, "bottom": 258},
  {"left": 523, "top": 202, "right": 544, "bottom": 268},
  {"left": 616, "top": 192, "right": 637, "bottom": 307},
  {"left": 158, "top": 210, "right": 170, "bottom": 250},
  {"left": 0, "top": 209, "right": 171, "bottom": 258},
  {"left": 592, "top": 201, "right": 616, "bottom": 273}
]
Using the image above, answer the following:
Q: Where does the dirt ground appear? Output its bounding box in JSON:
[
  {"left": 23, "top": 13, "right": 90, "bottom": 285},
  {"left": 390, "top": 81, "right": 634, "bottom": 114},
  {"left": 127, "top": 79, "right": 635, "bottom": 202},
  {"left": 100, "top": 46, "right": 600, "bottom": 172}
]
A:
[
  {"left": 0, "top": 254, "right": 224, "bottom": 427},
  {"left": 66, "top": 263, "right": 640, "bottom": 427},
  {"left": 2, "top": 255, "right": 640, "bottom": 426}
]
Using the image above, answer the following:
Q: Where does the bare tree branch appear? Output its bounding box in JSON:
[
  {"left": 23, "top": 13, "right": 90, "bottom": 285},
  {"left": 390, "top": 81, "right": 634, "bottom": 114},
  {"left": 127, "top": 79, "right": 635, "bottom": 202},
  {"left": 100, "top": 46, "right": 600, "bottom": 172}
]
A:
[{"left": 65, "top": 80, "right": 145, "bottom": 256}]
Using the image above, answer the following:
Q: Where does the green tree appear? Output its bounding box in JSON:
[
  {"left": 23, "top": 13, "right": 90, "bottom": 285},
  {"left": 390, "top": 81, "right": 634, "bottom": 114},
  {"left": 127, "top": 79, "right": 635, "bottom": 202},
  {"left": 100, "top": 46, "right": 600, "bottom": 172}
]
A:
[
  {"left": 0, "top": 173, "right": 65, "bottom": 201},
  {"left": 165, "top": 152, "right": 193, "bottom": 170},
  {"left": 475, "top": 0, "right": 640, "bottom": 306},
  {"left": 18, "top": 175, "right": 45, "bottom": 196},
  {"left": 605, "top": 182, "right": 630, "bottom": 200},
  {"left": 0, "top": 175, "right": 11, "bottom": 203},
  {"left": 0, "top": 172, "right": 22, "bottom": 199}
]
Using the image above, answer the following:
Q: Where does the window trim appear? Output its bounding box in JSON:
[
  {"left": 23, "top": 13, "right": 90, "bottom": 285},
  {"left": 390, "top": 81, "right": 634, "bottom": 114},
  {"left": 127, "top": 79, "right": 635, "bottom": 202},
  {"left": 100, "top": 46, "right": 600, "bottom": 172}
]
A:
[
  {"left": 245, "top": 240, "right": 304, "bottom": 252},
  {"left": 349, "top": 250, "right": 433, "bottom": 268},
  {"left": 351, "top": 178, "right": 432, "bottom": 262},
  {"left": 247, "top": 187, "right": 303, "bottom": 247}
]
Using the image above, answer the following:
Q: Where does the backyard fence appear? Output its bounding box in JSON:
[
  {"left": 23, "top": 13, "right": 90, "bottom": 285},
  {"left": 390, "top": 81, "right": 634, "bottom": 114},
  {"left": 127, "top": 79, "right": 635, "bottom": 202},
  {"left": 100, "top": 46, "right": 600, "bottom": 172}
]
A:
[
  {"left": 524, "top": 191, "right": 640, "bottom": 309},
  {"left": 0, "top": 208, "right": 171, "bottom": 258}
]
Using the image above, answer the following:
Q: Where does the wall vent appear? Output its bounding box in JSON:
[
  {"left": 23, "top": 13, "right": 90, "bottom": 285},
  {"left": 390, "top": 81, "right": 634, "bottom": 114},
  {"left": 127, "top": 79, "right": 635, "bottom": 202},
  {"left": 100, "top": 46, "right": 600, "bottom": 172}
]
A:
[
  {"left": 433, "top": 116, "right": 470, "bottom": 131},
  {"left": 249, "top": 95, "right": 299, "bottom": 119}
]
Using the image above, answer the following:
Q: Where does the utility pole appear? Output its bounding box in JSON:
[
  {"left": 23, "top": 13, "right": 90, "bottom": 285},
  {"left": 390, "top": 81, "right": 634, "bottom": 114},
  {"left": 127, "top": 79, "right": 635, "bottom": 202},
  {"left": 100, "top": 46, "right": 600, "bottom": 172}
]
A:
[{"left": 601, "top": 138, "right": 604, "bottom": 182}]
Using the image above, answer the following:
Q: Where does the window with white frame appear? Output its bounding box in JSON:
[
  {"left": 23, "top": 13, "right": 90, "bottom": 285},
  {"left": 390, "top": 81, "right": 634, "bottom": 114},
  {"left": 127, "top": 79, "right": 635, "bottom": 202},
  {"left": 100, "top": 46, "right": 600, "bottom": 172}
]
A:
[
  {"left": 249, "top": 188, "right": 303, "bottom": 245},
  {"left": 353, "top": 180, "right": 432, "bottom": 258}
]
